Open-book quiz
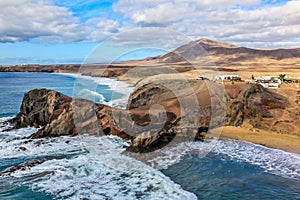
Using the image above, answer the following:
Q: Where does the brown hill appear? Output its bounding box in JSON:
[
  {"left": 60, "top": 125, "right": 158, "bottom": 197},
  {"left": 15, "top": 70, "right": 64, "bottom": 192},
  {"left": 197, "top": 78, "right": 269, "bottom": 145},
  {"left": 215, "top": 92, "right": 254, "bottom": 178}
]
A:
[{"left": 159, "top": 38, "right": 300, "bottom": 67}]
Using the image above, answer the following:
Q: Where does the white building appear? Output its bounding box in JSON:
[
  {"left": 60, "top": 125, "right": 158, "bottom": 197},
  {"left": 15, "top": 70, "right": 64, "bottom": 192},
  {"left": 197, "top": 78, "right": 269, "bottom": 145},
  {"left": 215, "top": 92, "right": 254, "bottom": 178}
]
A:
[
  {"left": 246, "top": 76, "right": 282, "bottom": 89},
  {"left": 214, "top": 75, "right": 240, "bottom": 81}
]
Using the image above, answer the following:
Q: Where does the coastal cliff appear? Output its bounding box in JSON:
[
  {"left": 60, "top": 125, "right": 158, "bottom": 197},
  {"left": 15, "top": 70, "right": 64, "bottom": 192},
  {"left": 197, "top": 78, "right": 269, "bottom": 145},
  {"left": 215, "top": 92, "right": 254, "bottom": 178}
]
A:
[{"left": 7, "top": 80, "right": 298, "bottom": 153}]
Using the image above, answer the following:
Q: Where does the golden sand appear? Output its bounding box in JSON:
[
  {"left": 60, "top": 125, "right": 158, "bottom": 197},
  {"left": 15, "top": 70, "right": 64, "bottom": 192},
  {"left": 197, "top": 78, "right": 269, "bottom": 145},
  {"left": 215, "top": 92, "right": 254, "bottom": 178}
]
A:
[{"left": 211, "top": 126, "right": 300, "bottom": 154}]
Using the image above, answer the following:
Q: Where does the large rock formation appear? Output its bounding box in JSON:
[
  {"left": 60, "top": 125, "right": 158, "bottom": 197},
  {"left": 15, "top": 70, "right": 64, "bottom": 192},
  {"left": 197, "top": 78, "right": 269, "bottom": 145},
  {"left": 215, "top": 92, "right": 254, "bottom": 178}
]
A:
[
  {"left": 7, "top": 80, "right": 296, "bottom": 153},
  {"left": 10, "top": 88, "right": 72, "bottom": 129},
  {"left": 225, "top": 84, "right": 288, "bottom": 126},
  {"left": 9, "top": 89, "right": 133, "bottom": 139},
  {"left": 8, "top": 84, "right": 213, "bottom": 152},
  {"left": 127, "top": 80, "right": 295, "bottom": 135},
  {"left": 224, "top": 83, "right": 300, "bottom": 135}
]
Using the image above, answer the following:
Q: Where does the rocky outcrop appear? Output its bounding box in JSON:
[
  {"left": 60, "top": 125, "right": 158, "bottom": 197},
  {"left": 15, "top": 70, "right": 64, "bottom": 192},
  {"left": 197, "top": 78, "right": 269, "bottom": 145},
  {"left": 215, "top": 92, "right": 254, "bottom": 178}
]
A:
[
  {"left": 8, "top": 86, "right": 209, "bottom": 153},
  {"left": 225, "top": 84, "right": 288, "bottom": 129},
  {"left": 128, "top": 80, "right": 293, "bottom": 135},
  {"left": 0, "top": 160, "right": 45, "bottom": 177},
  {"left": 7, "top": 81, "right": 295, "bottom": 153},
  {"left": 0, "top": 64, "right": 80, "bottom": 73},
  {"left": 10, "top": 88, "right": 72, "bottom": 129},
  {"left": 9, "top": 89, "right": 133, "bottom": 139}
]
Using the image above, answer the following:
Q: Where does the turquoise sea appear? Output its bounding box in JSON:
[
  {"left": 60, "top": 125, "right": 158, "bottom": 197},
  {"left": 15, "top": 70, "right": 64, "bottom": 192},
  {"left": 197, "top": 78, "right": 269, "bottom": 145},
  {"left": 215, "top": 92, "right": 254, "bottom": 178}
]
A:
[{"left": 0, "top": 72, "right": 300, "bottom": 199}]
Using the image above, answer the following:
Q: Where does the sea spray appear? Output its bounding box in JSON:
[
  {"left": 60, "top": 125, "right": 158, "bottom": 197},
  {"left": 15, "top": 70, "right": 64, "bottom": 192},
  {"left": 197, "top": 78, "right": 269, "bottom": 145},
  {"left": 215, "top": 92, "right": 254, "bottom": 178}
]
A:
[{"left": 0, "top": 125, "right": 197, "bottom": 199}]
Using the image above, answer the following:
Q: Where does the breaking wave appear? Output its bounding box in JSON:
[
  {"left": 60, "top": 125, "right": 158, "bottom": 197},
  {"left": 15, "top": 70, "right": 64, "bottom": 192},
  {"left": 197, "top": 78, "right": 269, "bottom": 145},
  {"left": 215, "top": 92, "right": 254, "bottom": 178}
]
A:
[{"left": 0, "top": 119, "right": 197, "bottom": 200}]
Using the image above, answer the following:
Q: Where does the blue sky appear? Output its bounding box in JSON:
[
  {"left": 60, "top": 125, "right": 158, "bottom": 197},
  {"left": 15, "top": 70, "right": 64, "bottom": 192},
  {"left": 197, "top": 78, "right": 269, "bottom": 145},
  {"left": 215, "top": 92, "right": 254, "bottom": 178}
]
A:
[{"left": 0, "top": 0, "right": 299, "bottom": 65}]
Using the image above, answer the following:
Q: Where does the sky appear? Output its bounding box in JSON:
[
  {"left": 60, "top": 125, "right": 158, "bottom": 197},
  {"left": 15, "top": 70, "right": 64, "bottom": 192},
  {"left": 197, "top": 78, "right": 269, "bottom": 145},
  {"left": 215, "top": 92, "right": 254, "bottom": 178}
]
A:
[{"left": 0, "top": 0, "right": 300, "bottom": 65}]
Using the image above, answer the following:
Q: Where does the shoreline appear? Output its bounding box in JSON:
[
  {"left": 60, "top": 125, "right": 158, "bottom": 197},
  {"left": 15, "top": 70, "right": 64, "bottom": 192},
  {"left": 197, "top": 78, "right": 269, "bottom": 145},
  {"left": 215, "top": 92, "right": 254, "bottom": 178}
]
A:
[
  {"left": 214, "top": 126, "right": 300, "bottom": 154},
  {"left": 1, "top": 70, "right": 300, "bottom": 155},
  {"left": 52, "top": 72, "right": 134, "bottom": 109},
  {"left": 53, "top": 72, "right": 134, "bottom": 93}
]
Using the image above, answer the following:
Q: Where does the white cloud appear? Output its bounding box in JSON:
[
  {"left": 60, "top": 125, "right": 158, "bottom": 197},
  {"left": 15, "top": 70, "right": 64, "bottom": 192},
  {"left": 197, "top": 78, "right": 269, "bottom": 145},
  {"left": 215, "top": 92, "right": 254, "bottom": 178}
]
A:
[
  {"left": 196, "top": 0, "right": 300, "bottom": 44},
  {"left": 1, "top": 0, "right": 300, "bottom": 49},
  {"left": 84, "top": 18, "right": 121, "bottom": 42},
  {"left": 0, "top": 0, "right": 82, "bottom": 42},
  {"left": 108, "top": 27, "right": 192, "bottom": 49},
  {"left": 113, "top": 0, "right": 260, "bottom": 26},
  {"left": 113, "top": 0, "right": 300, "bottom": 49},
  {"left": 0, "top": 0, "right": 120, "bottom": 43},
  {"left": 130, "top": 3, "right": 195, "bottom": 26}
]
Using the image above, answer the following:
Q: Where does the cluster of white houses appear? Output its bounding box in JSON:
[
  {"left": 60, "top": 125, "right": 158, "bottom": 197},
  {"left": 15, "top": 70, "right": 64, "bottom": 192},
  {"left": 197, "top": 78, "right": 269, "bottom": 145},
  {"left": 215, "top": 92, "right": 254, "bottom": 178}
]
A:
[
  {"left": 197, "top": 74, "right": 299, "bottom": 89},
  {"left": 245, "top": 76, "right": 282, "bottom": 88},
  {"left": 214, "top": 75, "right": 241, "bottom": 82},
  {"left": 213, "top": 75, "right": 282, "bottom": 88}
]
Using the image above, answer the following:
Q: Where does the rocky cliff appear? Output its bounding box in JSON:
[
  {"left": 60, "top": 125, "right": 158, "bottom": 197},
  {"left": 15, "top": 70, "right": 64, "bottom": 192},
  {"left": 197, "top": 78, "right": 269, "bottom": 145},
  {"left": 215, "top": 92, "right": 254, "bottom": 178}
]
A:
[
  {"left": 9, "top": 89, "right": 133, "bottom": 139},
  {"left": 225, "top": 84, "right": 289, "bottom": 128},
  {"left": 7, "top": 80, "right": 296, "bottom": 153},
  {"left": 128, "top": 79, "right": 295, "bottom": 135}
]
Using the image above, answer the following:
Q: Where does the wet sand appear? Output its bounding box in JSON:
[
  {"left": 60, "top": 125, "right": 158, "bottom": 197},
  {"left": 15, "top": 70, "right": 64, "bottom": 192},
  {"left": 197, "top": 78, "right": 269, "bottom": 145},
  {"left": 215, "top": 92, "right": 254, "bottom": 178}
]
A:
[{"left": 211, "top": 126, "right": 300, "bottom": 154}]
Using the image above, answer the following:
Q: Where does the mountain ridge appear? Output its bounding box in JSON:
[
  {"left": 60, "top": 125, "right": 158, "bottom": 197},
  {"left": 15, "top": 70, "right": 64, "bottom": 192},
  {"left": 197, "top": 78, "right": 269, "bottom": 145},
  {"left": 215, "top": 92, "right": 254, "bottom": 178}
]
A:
[{"left": 159, "top": 38, "right": 300, "bottom": 65}]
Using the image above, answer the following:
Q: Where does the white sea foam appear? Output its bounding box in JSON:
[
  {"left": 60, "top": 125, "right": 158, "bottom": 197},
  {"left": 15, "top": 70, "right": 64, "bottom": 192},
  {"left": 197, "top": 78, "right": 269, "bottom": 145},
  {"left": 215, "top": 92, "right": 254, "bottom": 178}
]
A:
[
  {"left": 75, "top": 88, "right": 107, "bottom": 103},
  {"left": 146, "top": 139, "right": 219, "bottom": 169},
  {"left": 74, "top": 74, "right": 133, "bottom": 109},
  {"left": 54, "top": 73, "right": 133, "bottom": 108},
  {"left": 147, "top": 138, "right": 300, "bottom": 180},
  {"left": 0, "top": 118, "right": 84, "bottom": 158},
  {"left": 0, "top": 134, "right": 85, "bottom": 160},
  {"left": 5, "top": 135, "right": 197, "bottom": 200},
  {"left": 0, "top": 117, "right": 13, "bottom": 132},
  {"left": 213, "top": 139, "right": 300, "bottom": 180}
]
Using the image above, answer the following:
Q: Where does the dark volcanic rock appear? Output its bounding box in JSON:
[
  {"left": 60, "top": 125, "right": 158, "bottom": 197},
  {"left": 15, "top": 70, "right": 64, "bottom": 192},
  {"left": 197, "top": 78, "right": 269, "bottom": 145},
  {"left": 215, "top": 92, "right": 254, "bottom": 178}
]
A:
[
  {"left": 8, "top": 88, "right": 80, "bottom": 138},
  {"left": 9, "top": 89, "right": 133, "bottom": 139},
  {"left": 126, "top": 122, "right": 178, "bottom": 153},
  {"left": 225, "top": 84, "right": 288, "bottom": 127},
  {"left": 9, "top": 88, "right": 72, "bottom": 129},
  {"left": 0, "top": 160, "right": 45, "bottom": 177}
]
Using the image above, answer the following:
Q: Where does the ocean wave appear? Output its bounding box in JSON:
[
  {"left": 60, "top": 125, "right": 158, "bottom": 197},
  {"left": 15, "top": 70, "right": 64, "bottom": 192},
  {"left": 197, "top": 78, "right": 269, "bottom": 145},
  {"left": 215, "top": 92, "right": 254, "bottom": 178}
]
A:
[
  {"left": 213, "top": 139, "right": 300, "bottom": 180},
  {"left": 0, "top": 117, "right": 13, "bottom": 132},
  {"left": 3, "top": 112, "right": 300, "bottom": 199},
  {"left": 1, "top": 134, "right": 196, "bottom": 200},
  {"left": 75, "top": 88, "right": 107, "bottom": 103},
  {"left": 145, "top": 140, "right": 218, "bottom": 170},
  {"left": 147, "top": 138, "right": 300, "bottom": 180},
  {"left": 0, "top": 118, "right": 196, "bottom": 199},
  {"left": 0, "top": 118, "right": 85, "bottom": 160},
  {"left": 74, "top": 73, "right": 133, "bottom": 109},
  {"left": 0, "top": 133, "right": 85, "bottom": 160},
  {"left": 54, "top": 72, "right": 133, "bottom": 109}
]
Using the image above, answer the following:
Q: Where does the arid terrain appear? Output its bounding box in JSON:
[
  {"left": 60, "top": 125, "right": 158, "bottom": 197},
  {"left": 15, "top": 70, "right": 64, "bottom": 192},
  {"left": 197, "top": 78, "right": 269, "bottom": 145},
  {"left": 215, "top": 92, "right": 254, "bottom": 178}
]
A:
[{"left": 1, "top": 38, "right": 300, "bottom": 153}]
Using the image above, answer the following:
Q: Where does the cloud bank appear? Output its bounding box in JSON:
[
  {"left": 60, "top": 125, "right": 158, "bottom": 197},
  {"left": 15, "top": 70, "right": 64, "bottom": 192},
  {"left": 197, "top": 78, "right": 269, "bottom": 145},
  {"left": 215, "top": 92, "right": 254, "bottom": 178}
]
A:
[{"left": 0, "top": 0, "right": 300, "bottom": 48}]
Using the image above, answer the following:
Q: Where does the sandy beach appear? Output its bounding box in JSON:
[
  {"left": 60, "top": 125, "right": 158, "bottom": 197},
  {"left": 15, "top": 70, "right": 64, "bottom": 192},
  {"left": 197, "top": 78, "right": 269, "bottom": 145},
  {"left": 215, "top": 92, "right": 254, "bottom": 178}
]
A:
[{"left": 212, "top": 126, "right": 300, "bottom": 154}]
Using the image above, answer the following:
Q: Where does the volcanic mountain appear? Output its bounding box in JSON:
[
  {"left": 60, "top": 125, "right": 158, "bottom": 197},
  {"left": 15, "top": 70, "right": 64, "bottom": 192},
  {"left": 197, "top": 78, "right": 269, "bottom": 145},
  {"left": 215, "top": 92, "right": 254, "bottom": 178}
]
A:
[{"left": 159, "top": 38, "right": 300, "bottom": 68}]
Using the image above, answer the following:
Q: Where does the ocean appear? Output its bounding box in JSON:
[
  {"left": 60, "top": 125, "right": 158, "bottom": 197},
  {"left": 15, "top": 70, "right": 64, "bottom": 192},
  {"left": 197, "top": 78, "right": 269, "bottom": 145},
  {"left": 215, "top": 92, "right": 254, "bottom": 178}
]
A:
[{"left": 0, "top": 72, "right": 299, "bottom": 200}]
